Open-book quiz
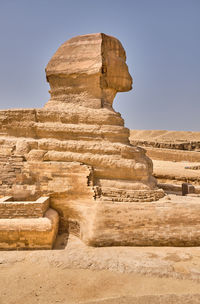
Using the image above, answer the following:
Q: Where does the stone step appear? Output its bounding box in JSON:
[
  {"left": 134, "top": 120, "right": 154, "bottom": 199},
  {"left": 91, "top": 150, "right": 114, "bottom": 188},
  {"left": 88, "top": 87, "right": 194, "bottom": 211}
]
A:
[
  {"left": 0, "top": 196, "right": 49, "bottom": 219},
  {"left": 0, "top": 208, "right": 59, "bottom": 249}
]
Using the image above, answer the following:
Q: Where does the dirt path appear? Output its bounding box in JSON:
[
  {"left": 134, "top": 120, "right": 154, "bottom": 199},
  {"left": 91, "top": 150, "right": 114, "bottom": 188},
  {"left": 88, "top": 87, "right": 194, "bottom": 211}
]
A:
[
  {"left": 1, "top": 261, "right": 200, "bottom": 304},
  {"left": 1, "top": 235, "right": 200, "bottom": 303}
]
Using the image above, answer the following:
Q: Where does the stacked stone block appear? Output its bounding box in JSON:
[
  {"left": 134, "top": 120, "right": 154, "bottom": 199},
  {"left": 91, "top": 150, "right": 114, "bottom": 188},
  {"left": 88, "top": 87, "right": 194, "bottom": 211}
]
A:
[{"left": 0, "top": 196, "right": 59, "bottom": 250}]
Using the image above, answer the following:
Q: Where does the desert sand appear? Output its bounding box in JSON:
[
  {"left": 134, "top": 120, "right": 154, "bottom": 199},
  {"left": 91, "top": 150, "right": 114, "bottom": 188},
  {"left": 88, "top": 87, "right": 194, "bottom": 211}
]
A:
[{"left": 1, "top": 234, "right": 200, "bottom": 304}]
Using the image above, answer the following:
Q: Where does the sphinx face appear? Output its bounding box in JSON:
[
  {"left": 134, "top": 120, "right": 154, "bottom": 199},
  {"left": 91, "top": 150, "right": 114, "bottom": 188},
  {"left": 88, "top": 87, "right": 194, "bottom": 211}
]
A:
[
  {"left": 103, "top": 54, "right": 133, "bottom": 92},
  {"left": 101, "top": 34, "right": 133, "bottom": 92}
]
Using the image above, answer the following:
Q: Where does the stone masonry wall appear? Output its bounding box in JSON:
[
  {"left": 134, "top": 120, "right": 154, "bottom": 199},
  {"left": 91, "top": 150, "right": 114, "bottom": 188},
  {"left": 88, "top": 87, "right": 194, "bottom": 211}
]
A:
[
  {"left": 0, "top": 208, "right": 59, "bottom": 250},
  {"left": 0, "top": 155, "right": 95, "bottom": 233},
  {"left": 144, "top": 147, "right": 200, "bottom": 162},
  {"left": 84, "top": 197, "right": 200, "bottom": 246},
  {"left": 130, "top": 140, "right": 200, "bottom": 151},
  {"left": 0, "top": 197, "right": 49, "bottom": 219},
  {"left": 0, "top": 155, "right": 24, "bottom": 194}
]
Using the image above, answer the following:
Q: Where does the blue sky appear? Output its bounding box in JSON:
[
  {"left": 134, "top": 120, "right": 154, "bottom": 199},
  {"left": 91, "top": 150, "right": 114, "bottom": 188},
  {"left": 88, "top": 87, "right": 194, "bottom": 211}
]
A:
[{"left": 0, "top": 0, "right": 199, "bottom": 131}]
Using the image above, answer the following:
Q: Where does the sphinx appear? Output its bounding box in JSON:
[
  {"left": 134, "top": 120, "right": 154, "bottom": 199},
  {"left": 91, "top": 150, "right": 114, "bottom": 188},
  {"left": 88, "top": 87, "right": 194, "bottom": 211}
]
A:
[{"left": 0, "top": 33, "right": 200, "bottom": 247}]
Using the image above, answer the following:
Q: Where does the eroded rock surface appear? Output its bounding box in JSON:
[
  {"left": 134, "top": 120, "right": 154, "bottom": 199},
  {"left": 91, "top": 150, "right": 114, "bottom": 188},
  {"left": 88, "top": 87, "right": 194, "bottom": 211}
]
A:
[
  {"left": 130, "top": 130, "right": 200, "bottom": 194},
  {"left": 45, "top": 33, "right": 132, "bottom": 109},
  {"left": 7, "top": 33, "right": 200, "bottom": 247}
]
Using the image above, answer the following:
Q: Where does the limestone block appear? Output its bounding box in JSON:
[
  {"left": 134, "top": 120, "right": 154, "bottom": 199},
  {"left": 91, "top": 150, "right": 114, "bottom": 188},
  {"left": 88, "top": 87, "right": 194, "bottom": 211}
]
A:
[
  {"left": 0, "top": 196, "right": 49, "bottom": 218},
  {"left": 80, "top": 195, "right": 200, "bottom": 247},
  {"left": 15, "top": 139, "right": 31, "bottom": 155},
  {"left": 26, "top": 149, "right": 46, "bottom": 161},
  {"left": 0, "top": 208, "right": 59, "bottom": 250}
]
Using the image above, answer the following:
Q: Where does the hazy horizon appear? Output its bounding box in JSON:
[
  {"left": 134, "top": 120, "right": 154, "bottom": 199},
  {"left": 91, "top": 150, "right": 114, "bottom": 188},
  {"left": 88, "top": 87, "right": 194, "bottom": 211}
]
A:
[{"left": 0, "top": 0, "right": 199, "bottom": 131}]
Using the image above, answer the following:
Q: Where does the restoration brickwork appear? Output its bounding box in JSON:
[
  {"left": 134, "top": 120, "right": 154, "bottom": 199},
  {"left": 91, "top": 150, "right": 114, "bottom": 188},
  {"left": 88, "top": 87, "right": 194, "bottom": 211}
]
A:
[
  {"left": 0, "top": 208, "right": 59, "bottom": 250},
  {"left": 0, "top": 196, "right": 49, "bottom": 218}
]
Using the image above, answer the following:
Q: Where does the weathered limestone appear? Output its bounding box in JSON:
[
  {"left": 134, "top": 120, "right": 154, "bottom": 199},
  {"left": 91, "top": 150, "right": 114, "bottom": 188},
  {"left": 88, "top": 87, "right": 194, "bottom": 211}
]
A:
[
  {"left": 130, "top": 130, "right": 200, "bottom": 151},
  {"left": 1, "top": 33, "right": 200, "bottom": 247},
  {"left": 0, "top": 196, "right": 49, "bottom": 218},
  {"left": 85, "top": 195, "right": 200, "bottom": 246},
  {"left": 45, "top": 33, "right": 132, "bottom": 109},
  {"left": 0, "top": 196, "right": 59, "bottom": 249},
  {"left": 140, "top": 147, "right": 200, "bottom": 163},
  {"left": 130, "top": 130, "right": 200, "bottom": 163},
  {"left": 130, "top": 130, "right": 200, "bottom": 193},
  {"left": 0, "top": 34, "right": 162, "bottom": 206}
]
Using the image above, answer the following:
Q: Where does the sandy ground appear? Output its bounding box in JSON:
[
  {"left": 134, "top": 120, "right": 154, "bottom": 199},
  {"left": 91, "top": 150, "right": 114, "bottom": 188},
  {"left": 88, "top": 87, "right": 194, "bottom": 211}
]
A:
[
  {"left": 130, "top": 129, "right": 200, "bottom": 142},
  {"left": 153, "top": 160, "right": 200, "bottom": 182},
  {"left": 1, "top": 235, "right": 200, "bottom": 304}
]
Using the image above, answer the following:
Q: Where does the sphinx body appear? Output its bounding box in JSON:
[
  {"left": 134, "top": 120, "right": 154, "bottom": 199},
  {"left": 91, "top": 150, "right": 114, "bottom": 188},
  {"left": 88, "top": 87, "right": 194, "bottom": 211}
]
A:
[
  {"left": 44, "top": 33, "right": 160, "bottom": 197},
  {"left": 1, "top": 33, "right": 200, "bottom": 247}
]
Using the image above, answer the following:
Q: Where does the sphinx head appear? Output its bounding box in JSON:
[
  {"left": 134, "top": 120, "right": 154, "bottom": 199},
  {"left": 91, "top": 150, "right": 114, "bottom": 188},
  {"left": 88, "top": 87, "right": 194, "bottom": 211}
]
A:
[{"left": 45, "top": 33, "right": 132, "bottom": 109}]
